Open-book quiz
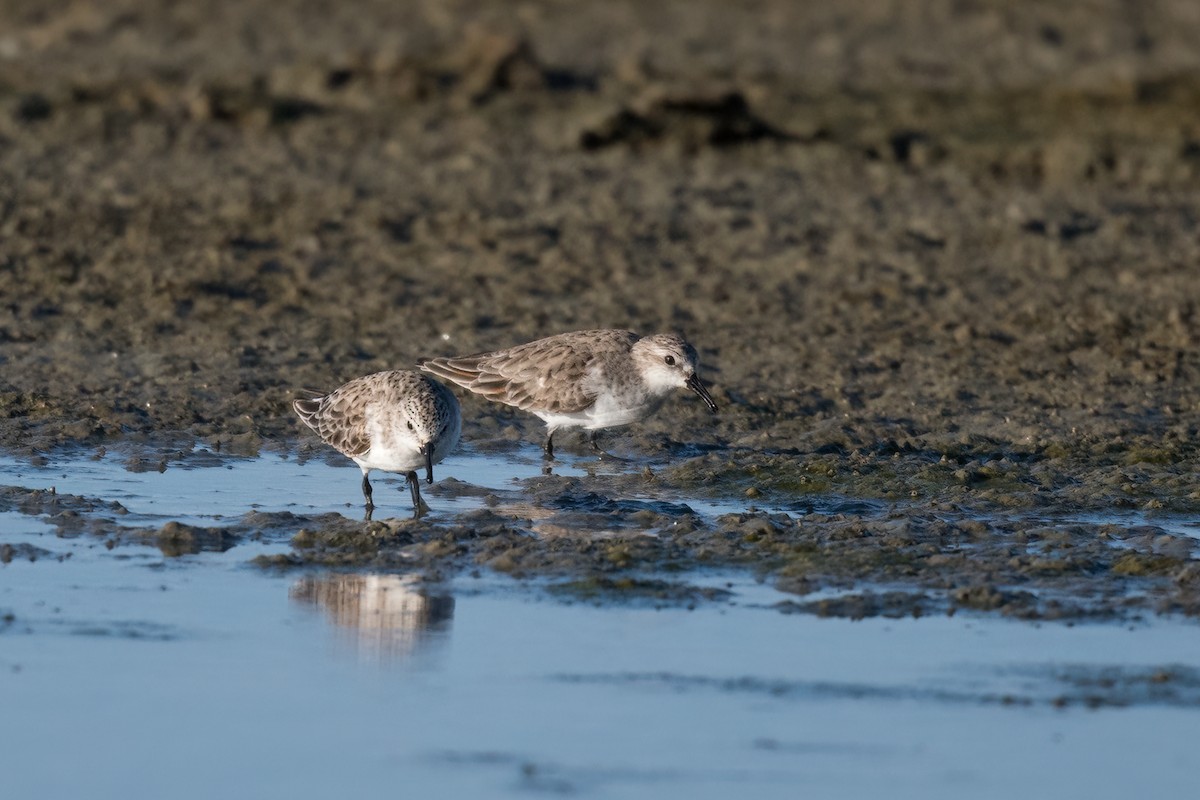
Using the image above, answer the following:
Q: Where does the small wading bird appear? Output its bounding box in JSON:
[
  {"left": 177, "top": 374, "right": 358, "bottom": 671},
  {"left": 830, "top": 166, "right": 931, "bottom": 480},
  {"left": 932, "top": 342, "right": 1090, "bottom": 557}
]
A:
[
  {"left": 293, "top": 370, "right": 461, "bottom": 519},
  {"left": 419, "top": 329, "right": 717, "bottom": 459}
]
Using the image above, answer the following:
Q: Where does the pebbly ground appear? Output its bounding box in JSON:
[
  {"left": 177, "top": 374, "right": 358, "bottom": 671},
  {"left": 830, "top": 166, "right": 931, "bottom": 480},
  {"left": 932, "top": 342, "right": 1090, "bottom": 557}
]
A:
[{"left": 2, "top": 0, "right": 1200, "bottom": 618}]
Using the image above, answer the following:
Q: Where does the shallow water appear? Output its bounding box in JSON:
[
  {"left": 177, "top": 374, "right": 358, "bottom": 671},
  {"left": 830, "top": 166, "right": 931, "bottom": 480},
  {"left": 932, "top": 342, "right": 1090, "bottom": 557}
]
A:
[{"left": 1, "top": 448, "right": 1199, "bottom": 799}]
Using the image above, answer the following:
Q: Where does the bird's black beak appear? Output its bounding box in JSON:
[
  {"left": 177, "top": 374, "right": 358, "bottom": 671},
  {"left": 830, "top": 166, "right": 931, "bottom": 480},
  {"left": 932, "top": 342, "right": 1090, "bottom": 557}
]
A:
[
  {"left": 685, "top": 373, "right": 718, "bottom": 413},
  {"left": 421, "top": 444, "right": 434, "bottom": 484}
]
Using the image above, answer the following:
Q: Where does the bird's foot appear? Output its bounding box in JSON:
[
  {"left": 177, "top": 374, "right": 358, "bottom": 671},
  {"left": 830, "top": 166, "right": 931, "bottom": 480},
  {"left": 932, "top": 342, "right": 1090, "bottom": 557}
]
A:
[{"left": 588, "top": 432, "right": 630, "bottom": 462}]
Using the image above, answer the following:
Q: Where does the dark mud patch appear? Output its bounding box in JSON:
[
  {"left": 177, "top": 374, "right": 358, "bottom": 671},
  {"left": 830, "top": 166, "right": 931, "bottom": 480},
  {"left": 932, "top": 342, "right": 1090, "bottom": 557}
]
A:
[
  {"left": 735, "top": 509, "right": 1200, "bottom": 620},
  {"left": 0, "top": 541, "right": 52, "bottom": 563},
  {"left": 252, "top": 484, "right": 1200, "bottom": 621},
  {"left": 1017, "top": 664, "right": 1200, "bottom": 710},
  {"left": 546, "top": 576, "right": 733, "bottom": 607},
  {"left": 132, "top": 521, "right": 240, "bottom": 557},
  {"left": 551, "top": 670, "right": 1041, "bottom": 706},
  {"left": 425, "top": 750, "right": 679, "bottom": 796},
  {"left": 579, "top": 89, "right": 801, "bottom": 152},
  {"left": 665, "top": 448, "right": 1200, "bottom": 515},
  {"left": 64, "top": 620, "right": 179, "bottom": 641},
  {"left": 0, "top": 483, "right": 296, "bottom": 556},
  {"left": 774, "top": 590, "right": 934, "bottom": 621},
  {"left": 0, "top": 485, "right": 129, "bottom": 519},
  {"left": 549, "top": 664, "right": 1200, "bottom": 710},
  {"left": 0, "top": 485, "right": 130, "bottom": 537}
]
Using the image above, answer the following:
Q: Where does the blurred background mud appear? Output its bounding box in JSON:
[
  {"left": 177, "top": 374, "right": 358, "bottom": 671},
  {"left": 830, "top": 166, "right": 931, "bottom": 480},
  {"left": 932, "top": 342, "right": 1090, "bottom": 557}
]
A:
[{"left": 1, "top": 0, "right": 1199, "bottom": 487}]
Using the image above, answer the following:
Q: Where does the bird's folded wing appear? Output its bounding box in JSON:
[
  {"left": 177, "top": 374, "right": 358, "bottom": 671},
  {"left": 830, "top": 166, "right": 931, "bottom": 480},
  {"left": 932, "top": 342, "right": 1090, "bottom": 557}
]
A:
[
  {"left": 315, "top": 387, "right": 372, "bottom": 457},
  {"left": 425, "top": 339, "right": 597, "bottom": 414}
]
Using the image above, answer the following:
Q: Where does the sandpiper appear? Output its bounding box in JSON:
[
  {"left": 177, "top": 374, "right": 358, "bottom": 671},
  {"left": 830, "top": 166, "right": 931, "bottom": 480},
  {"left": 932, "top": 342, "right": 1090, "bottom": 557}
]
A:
[
  {"left": 418, "top": 329, "right": 717, "bottom": 459},
  {"left": 293, "top": 370, "right": 461, "bottom": 518}
]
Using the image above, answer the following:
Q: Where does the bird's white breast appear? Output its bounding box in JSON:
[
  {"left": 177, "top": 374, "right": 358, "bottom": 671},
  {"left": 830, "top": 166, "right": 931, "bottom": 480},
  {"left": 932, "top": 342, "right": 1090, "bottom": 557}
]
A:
[
  {"left": 354, "top": 406, "right": 424, "bottom": 472},
  {"left": 533, "top": 363, "right": 662, "bottom": 431}
]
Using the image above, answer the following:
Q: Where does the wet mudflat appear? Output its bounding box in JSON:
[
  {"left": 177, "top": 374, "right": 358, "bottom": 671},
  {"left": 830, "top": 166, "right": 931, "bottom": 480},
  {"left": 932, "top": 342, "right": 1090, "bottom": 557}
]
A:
[
  {"left": 4, "top": 441, "right": 1199, "bottom": 621},
  {"left": 4, "top": 1, "right": 1200, "bottom": 796},
  {"left": 2, "top": 448, "right": 1199, "bottom": 799}
]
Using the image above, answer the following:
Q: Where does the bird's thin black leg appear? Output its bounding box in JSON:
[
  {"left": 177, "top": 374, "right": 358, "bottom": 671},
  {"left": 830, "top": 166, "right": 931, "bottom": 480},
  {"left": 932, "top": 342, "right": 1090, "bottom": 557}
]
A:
[
  {"left": 362, "top": 473, "right": 375, "bottom": 520},
  {"left": 543, "top": 431, "right": 555, "bottom": 461},
  {"left": 406, "top": 470, "right": 425, "bottom": 517}
]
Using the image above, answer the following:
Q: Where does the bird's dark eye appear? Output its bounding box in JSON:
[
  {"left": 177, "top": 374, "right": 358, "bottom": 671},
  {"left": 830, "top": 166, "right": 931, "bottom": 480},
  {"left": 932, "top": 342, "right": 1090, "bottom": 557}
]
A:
[
  {"left": 407, "top": 421, "right": 414, "bottom": 431},
  {"left": 664, "top": 355, "right": 676, "bottom": 366}
]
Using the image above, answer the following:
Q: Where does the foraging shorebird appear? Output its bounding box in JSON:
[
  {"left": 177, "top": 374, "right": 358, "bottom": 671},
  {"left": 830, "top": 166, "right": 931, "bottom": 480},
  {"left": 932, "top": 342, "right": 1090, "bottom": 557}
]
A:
[
  {"left": 419, "top": 329, "right": 717, "bottom": 459},
  {"left": 293, "top": 370, "right": 461, "bottom": 518}
]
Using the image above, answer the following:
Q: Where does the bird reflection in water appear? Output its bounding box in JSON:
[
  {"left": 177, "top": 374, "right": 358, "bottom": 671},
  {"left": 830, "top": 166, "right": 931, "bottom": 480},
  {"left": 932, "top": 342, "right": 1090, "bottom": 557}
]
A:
[{"left": 290, "top": 573, "right": 454, "bottom": 663}]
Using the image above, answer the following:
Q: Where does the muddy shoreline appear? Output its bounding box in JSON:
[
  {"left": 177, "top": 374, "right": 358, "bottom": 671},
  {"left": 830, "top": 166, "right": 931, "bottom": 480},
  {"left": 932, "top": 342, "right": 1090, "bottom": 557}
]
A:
[
  {"left": 3, "top": 443, "right": 1198, "bottom": 623},
  {"left": 2, "top": 2, "right": 1200, "bottom": 617}
]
